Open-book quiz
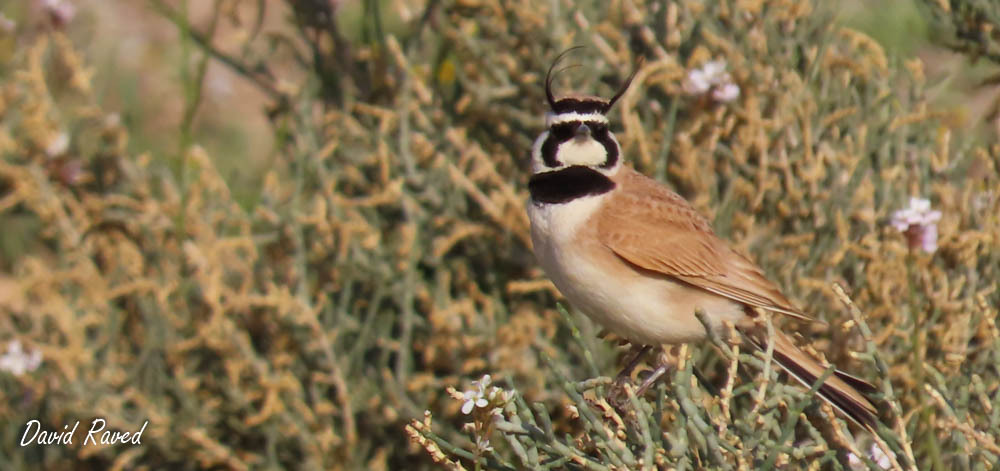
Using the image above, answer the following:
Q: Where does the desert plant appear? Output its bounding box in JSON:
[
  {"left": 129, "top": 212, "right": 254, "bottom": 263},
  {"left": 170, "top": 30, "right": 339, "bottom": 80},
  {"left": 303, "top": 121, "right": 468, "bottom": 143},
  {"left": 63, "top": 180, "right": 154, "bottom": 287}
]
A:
[{"left": 0, "top": 1, "right": 997, "bottom": 470}]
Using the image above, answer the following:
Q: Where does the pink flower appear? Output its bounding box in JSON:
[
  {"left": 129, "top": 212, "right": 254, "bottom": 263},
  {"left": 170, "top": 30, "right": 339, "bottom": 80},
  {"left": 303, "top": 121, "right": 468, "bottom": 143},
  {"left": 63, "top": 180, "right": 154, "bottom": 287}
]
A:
[
  {"left": 683, "top": 60, "right": 740, "bottom": 103},
  {"left": 38, "top": 0, "right": 76, "bottom": 28},
  {"left": 890, "top": 197, "right": 941, "bottom": 253},
  {"left": 712, "top": 83, "right": 740, "bottom": 102},
  {"left": 57, "top": 159, "right": 83, "bottom": 185},
  {"left": 0, "top": 13, "right": 16, "bottom": 34}
]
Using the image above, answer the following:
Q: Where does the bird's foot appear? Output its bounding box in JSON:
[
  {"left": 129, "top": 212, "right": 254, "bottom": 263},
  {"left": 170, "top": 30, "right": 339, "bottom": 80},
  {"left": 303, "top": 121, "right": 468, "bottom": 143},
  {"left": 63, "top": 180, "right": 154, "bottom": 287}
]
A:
[{"left": 607, "top": 347, "right": 673, "bottom": 412}]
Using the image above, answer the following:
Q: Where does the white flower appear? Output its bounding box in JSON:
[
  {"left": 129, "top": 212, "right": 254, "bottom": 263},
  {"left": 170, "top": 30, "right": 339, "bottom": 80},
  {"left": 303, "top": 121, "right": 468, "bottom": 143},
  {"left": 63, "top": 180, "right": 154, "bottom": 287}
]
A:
[
  {"left": 45, "top": 131, "right": 69, "bottom": 158},
  {"left": 459, "top": 374, "right": 514, "bottom": 416},
  {"left": 457, "top": 374, "right": 515, "bottom": 418},
  {"left": 890, "top": 197, "right": 942, "bottom": 253},
  {"left": 683, "top": 60, "right": 740, "bottom": 102},
  {"left": 474, "top": 436, "right": 493, "bottom": 453},
  {"left": 0, "top": 340, "right": 42, "bottom": 376},
  {"left": 461, "top": 374, "right": 492, "bottom": 414},
  {"left": 847, "top": 443, "right": 894, "bottom": 469},
  {"left": 847, "top": 451, "right": 861, "bottom": 468},
  {"left": 461, "top": 390, "right": 489, "bottom": 414}
]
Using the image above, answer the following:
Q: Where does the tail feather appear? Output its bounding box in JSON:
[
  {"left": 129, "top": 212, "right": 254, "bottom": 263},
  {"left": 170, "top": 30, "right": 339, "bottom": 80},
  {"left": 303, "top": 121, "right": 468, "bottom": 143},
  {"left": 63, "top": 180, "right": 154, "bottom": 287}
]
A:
[
  {"left": 833, "top": 369, "right": 880, "bottom": 396},
  {"left": 743, "top": 328, "right": 878, "bottom": 428}
]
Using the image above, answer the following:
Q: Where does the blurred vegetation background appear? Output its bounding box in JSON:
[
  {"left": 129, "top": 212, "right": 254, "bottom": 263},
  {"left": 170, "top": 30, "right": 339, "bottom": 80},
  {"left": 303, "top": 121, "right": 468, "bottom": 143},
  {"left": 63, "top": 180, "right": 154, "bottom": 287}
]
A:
[{"left": 0, "top": 0, "right": 998, "bottom": 469}]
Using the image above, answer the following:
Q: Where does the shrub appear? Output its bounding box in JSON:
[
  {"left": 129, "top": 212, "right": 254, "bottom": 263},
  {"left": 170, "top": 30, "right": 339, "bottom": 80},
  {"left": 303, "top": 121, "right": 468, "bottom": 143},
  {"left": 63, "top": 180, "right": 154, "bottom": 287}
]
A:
[{"left": 0, "top": 0, "right": 998, "bottom": 469}]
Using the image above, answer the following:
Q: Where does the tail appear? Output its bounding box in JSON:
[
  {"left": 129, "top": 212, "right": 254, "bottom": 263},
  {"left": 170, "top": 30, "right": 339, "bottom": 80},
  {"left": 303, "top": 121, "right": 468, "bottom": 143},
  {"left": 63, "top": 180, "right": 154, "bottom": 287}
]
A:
[{"left": 742, "top": 328, "right": 878, "bottom": 428}]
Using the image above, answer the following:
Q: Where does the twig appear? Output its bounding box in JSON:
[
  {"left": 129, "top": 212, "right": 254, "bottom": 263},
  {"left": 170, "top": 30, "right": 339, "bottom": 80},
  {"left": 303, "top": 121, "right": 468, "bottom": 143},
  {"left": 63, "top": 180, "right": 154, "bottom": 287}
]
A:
[{"left": 147, "top": 0, "right": 284, "bottom": 101}]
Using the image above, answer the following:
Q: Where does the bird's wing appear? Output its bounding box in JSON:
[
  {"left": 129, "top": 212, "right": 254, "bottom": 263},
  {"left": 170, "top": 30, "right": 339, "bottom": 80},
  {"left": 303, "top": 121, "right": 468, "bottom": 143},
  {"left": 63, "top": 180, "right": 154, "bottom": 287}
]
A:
[{"left": 597, "top": 168, "right": 813, "bottom": 322}]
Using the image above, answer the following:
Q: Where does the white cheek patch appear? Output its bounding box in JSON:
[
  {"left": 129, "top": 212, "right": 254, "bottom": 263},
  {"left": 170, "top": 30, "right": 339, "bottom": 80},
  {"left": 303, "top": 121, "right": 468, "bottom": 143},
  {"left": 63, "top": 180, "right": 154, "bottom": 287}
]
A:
[
  {"left": 530, "top": 131, "right": 550, "bottom": 173},
  {"left": 556, "top": 139, "right": 608, "bottom": 167}
]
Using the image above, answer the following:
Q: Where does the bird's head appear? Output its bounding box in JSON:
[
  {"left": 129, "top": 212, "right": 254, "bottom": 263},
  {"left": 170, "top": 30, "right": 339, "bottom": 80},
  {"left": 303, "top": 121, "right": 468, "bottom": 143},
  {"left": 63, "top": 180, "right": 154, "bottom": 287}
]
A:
[{"left": 531, "top": 48, "right": 639, "bottom": 176}]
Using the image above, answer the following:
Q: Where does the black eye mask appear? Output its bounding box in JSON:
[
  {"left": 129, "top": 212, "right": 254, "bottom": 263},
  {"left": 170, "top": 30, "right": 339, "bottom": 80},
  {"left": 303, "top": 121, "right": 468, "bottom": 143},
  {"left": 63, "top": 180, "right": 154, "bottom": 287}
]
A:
[{"left": 539, "top": 120, "right": 617, "bottom": 169}]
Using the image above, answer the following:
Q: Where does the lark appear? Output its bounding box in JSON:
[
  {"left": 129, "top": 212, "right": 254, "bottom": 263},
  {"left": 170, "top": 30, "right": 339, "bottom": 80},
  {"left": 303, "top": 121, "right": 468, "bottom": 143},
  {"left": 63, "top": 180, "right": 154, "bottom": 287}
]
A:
[{"left": 527, "top": 49, "right": 877, "bottom": 426}]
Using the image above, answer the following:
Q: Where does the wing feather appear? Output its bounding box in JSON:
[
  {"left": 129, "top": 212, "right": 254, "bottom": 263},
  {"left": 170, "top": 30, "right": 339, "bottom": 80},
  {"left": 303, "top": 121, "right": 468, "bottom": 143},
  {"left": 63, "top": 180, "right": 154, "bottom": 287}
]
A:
[{"left": 598, "top": 168, "right": 813, "bottom": 322}]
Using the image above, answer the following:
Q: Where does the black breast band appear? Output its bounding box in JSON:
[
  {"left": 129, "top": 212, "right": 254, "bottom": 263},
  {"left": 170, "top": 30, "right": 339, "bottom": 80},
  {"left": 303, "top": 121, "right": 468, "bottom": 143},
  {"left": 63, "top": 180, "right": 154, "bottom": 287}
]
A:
[{"left": 529, "top": 166, "right": 616, "bottom": 204}]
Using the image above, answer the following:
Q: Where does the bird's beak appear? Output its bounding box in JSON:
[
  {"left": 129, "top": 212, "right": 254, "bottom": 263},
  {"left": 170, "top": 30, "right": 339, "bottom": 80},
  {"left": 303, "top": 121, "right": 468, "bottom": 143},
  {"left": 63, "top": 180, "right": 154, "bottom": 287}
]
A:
[{"left": 574, "top": 123, "right": 591, "bottom": 142}]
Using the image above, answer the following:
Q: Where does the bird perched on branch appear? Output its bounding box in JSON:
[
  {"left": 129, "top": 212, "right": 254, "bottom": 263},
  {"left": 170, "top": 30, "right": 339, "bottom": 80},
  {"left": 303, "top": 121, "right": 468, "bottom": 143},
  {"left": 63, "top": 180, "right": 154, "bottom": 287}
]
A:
[{"left": 526, "top": 48, "right": 877, "bottom": 427}]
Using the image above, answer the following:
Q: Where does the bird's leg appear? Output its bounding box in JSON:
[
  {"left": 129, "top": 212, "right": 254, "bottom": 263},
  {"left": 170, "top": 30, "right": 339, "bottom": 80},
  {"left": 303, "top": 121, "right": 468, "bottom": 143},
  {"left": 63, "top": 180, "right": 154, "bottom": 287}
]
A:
[
  {"left": 635, "top": 363, "right": 671, "bottom": 397},
  {"left": 616, "top": 344, "right": 652, "bottom": 382},
  {"left": 608, "top": 346, "right": 671, "bottom": 414},
  {"left": 608, "top": 344, "right": 652, "bottom": 410},
  {"left": 635, "top": 347, "right": 679, "bottom": 397}
]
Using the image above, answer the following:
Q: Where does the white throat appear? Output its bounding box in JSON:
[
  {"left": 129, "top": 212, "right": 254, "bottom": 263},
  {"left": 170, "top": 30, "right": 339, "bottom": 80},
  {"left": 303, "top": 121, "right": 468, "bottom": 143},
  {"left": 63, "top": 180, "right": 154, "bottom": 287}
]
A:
[{"left": 558, "top": 139, "right": 612, "bottom": 167}]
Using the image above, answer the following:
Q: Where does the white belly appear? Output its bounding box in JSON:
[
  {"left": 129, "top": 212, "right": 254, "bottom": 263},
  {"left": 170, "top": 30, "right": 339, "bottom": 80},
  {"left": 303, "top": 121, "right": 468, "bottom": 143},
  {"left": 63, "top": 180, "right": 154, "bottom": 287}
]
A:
[{"left": 528, "top": 197, "right": 745, "bottom": 346}]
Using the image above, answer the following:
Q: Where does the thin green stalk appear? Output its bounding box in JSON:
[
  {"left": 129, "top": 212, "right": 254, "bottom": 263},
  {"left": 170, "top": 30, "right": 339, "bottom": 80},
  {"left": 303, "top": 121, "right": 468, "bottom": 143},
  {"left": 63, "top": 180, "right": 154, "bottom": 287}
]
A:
[{"left": 656, "top": 95, "right": 680, "bottom": 183}]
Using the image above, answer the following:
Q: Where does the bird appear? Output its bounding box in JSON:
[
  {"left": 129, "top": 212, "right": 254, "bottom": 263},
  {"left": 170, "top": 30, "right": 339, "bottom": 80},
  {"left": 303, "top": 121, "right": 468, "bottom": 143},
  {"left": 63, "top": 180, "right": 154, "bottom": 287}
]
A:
[{"left": 526, "top": 48, "right": 878, "bottom": 427}]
